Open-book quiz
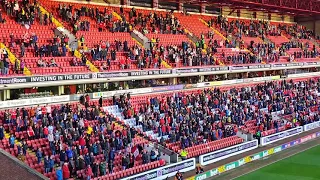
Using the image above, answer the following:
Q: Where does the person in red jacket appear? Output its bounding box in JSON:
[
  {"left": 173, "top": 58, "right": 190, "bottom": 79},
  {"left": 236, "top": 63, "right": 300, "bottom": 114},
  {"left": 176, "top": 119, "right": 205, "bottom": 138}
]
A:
[
  {"left": 86, "top": 165, "right": 93, "bottom": 180},
  {"left": 84, "top": 120, "right": 89, "bottom": 128},
  {"left": 79, "top": 135, "right": 86, "bottom": 149},
  {"left": 27, "top": 126, "right": 35, "bottom": 139},
  {"left": 62, "top": 162, "right": 70, "bottom": 180},
  {"left": 43, "top": 126, "right": 49, "bottom": 138}
]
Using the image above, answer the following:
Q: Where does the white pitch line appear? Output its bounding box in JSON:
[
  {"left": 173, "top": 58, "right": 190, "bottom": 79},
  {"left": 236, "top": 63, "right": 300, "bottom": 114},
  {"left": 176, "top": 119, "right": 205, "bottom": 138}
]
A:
[{"left": 230, "top": 141, "right": 320, "bottom": 180}]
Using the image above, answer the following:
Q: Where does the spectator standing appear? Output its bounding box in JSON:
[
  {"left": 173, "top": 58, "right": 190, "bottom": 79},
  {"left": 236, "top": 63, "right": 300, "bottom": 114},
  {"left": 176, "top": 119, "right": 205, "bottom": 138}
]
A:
[
  {"left": 0, "top": 125, "right": 4, "bottom": 140},
  {"left": 180, "top": 148, "right": 188, "bottom": 160},
  {"left": 9, "top": 134, "right": 15, "bottom": 148},
  {"left": 56, "top": 166, "right": 63, "bottom": 180},
  {"left": 36, "top": 148, "right": 42, "bottom": 164},
  {"left": 44, "top": 155, "right": 50, "bottom": 173},
  {"left": 62, "top": 162, "right": 70, "bottom": 180},
  {"left": 86, "top": 165, "right": 93, "bottom": 180},
  {"left": 99, "top": 161, "right": 106, "bottom": 176}
]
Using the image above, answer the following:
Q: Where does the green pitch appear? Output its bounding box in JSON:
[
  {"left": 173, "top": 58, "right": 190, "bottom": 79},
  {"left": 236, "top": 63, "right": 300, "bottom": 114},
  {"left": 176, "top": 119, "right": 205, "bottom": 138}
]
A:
[{"left": 236, "top": 145, "right": 320, "bottom": 180}]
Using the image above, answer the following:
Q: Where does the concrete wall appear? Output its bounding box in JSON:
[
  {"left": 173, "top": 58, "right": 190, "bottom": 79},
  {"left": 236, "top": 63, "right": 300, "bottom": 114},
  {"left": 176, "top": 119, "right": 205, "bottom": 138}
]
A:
[{"left": 296, "top": 16, "right": 320, "bottom": 36}]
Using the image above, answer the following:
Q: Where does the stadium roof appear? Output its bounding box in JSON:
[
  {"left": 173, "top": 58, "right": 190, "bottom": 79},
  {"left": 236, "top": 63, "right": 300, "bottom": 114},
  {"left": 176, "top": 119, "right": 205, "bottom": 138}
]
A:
[{"left": 171, "top": 0, "right": 320, "bottom": 15}]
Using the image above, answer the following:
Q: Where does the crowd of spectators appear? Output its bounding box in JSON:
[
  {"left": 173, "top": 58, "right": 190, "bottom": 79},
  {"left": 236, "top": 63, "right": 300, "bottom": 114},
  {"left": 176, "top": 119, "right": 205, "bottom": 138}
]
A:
[
  {"left": 0, "top": 0, "right": 49, "bottom": 26},
  {"left": 89, "top": 39, "right": 165, "bottom": 70},
  {"left": 286, "top": 24, "right": 316, "bottom": 40},
  {"left": 56, "top": 4, "right": 130, "bottom": 33},
  {"left": 127, "top": 9, "right": 183, "bottom": 35},
  {"left": 122, "top": 78, "right": 320, "bottom": 152},
  {"left": 0, "top": 93, "right": 166, "bottom": 179},
  {"left": 0, "top": 73, "right": 320, "bottom": 179}
]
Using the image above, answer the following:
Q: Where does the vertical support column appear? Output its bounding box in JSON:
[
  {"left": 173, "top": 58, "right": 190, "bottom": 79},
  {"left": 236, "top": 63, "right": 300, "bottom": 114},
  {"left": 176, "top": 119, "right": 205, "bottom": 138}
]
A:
[
  {"left": 123, "top": 0, "right": 130, "bottom": 6},
  {"left": 153, "top": 0, "right": 158, "bottom": 9},
  {"left": 169, "top": 77, "right": 177, "bottom": 85},
  {"left": 313, "top": 20, "right": 316, "bottom": 35},
  {"left": 0, "top": 90, "right": 2, "bottom": 101},
  {"left": 58, "top": 85, "right": 65, "bottom": 95},
  {"left": 123, "top": 81, "right": 128, "bottom": 89},
  {"left": 178, "top": 1, "right": 183, "bottom": 12},
  {"left": 83, "top": 84, "right": 87, "bottom": 93},
  {"left": 4, "top": 89, "right": 10, "bottom": 100},
  {"left": 200, "top": 75, "right": 205, "bottom": 83},
  {"left": 200, "top": 4, "right": 205, "bottom": 14},
  {"left": 103, "top": 82, "right": 108, "bottom": 89},
  {"left": 243, "top": 72, "right": 248, "bottom": 79}
]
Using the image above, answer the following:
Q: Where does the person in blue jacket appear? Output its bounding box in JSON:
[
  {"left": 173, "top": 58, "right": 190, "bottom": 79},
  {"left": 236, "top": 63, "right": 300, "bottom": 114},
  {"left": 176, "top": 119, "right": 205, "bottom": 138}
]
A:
[
  {"left": 66, "top": 147, "right": 73, "bottom": 161},
  {"left": 9, "top": 134, "right": 15, "bottom": 148},
  {"left": 60, "top": 149, "right": 66, "bottom": 166},
  {"left": 92, "top": 142, "right": 98, "bottom": 156},
  {"left": 49, "top": 156, "right": 55, "bottom": 172},
  {"left": 109, "top": 148, "right": 115, "bottom": 161},
  {"left": 0, "top": 125, "right": 4, "bottom": 140},
  {"left": 36, "top": 148, "right": 43, "bottom": 164},
  {"left": 56, "top": 166, "right": 63, "bottom": 180},
  {"left": 44, "top": 155, "right": 50, "bottom": 173}
]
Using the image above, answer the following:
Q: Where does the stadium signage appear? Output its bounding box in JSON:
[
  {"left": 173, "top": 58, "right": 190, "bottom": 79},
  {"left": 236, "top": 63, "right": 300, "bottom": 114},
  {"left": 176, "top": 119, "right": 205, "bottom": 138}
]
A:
[
  {"left": 0, "top": 95, "right": 71, "bottom": 109},
  {"left": 0, "top": 61, "right": 320, "bottom": 84},
  {"left": 260, "top": 126, "right": 303, "bottom": 146},
  {"left": 199, "top": 140, "right": 258, "bottom": 166},
  {"left": 121, "top": 158, "right": 195, "bottom": 180},
  {"left": 0, "top": 73, "right": 93, "bottom": 84},
  {"left": 92, "top": 85, "right": 185, "bottom": 99},
  {"left": 303, "top": 121, "right": 320, "bottom": 132},
  {"left": 187, "top": 131, "right": 320, "bottom": 180}
]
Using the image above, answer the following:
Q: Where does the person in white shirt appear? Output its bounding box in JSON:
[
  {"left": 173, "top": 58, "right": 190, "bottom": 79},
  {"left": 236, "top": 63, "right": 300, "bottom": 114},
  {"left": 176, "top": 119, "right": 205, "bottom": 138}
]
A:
[
  {"left": 46, "top": 105, "right": 51, "bottom": 116},
  {"left": 36, "top": 105, "right": 42, "bottom": 118},
  {"left": 48, "top": 132, "right": 54, "bottom": 143},
  {"left": 48, "top": 125, "right": 54, "bottom": 134}
]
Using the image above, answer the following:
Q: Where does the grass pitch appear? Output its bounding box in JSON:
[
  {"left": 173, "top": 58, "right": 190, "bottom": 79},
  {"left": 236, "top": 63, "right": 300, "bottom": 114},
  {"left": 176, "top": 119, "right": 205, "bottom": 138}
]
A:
[{"left": 236, "top": 145, "right": 320, "bottom": 180}]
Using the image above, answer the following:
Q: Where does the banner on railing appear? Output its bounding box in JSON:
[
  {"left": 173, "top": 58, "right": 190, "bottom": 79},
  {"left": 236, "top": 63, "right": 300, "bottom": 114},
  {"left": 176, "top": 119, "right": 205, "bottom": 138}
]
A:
[
  {"left": 0, "top": 95, "right": 71, "bottom": 109},
  {"left": 121, "top": 158, "right": 196, "bottom": 180},
  {"left": 199, "top": 140, "right": 258, "bottom": 166},
  {"left": 303, "top": 121, "right": 320, "bottom": 132},
  {"left": 260, "top": 126, "right": 303, "bottom": 146},
  {"left": 187, "top": 131, "right": 320, "bottom": 180},
  {"left": 1, "top": 62, "right": 319, "bottom": 85},
  {"left": 92, "top": 88, "right": 152, "bottom": 99}
]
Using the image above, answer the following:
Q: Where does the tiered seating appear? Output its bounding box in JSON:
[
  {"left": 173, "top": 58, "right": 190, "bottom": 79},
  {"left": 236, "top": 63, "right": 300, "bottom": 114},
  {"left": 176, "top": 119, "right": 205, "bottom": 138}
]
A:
[
  {"left": 242, "top": 36, "right": 263, "bottom": 46},
  {"left": 178, "top": 14, "right": 224, "bottom": 44},
  {"left": 23, "top": 57, "right": 88, "bottom": 75},
  {"left": 0, "top": 2, "right": 92, "bottom": 75},
  {"left": 40, "top": 1, "right": 119, "bottom": 33},
  {"left": 240, "top": 120, "right": 258, "bottom": 134},
  {"left": 0, "top": 103, "right": 164, "bottom": 180},
  {"left": 1, "top": 74, "right": 320, "bottom": 179},
  {"left": 145, "top": 34, "right": 189, "bottom": 47},
  {"left": 268, "top": 35, "right": 289, "bottom": 46},
  {"left": 168, "top": 136, "right": 243, "bottom": 158}
]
